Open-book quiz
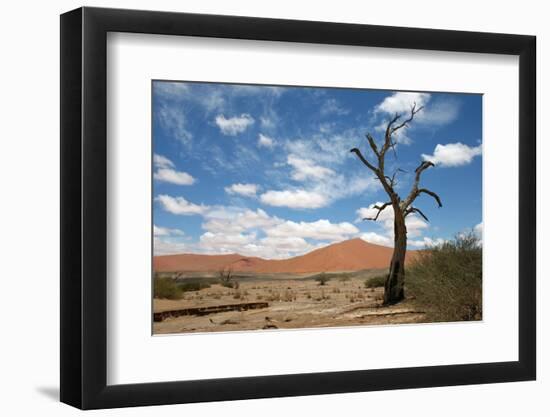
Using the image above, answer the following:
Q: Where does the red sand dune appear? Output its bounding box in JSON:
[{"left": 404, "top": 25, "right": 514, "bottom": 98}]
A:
[{"left": 154, "top": 238, "right": 418, "bottom": 274}]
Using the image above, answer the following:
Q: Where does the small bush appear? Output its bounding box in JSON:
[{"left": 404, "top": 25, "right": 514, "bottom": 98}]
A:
[
  {"left": 315, "top": 273, "right": 330, "bottom": 286},
  {"left": 364, "top": 275, "right": 387, "bottom": 288},
  {"left": 283, "top": 289, "right": 295, "bottom": 302},
  {"left": 218, "top": 267, "right": 239, "bottom": 289},
  {"left": 220, "top": 281, "right": 240, "bottom": 289},
  {"left": 179, "top": 282, "right": 211, "bottom": 292},
  {"left": 154, "top": 277, "right": 182, "bottom": 300},
  {"left": 406, "top": 232, "right": 482, "bottom": 322},
  {"left": 338, "top": 274, "right": 352, "bottom": 282}
]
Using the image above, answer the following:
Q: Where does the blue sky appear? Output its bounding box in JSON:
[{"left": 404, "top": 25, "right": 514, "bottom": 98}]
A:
[{"left": 152, "top": 81, "right": 482, "bottom": 258}]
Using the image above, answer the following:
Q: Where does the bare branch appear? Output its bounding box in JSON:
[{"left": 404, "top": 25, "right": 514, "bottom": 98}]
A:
[
  {"left": 418, "top": 188, "right": 443, "bottom": 208},
  {"left": 381, "top": 114, "right": 401, "bottom": 158},
  {"left": 384, "top": 113, "right": 401, "bottom": 140},
  {"left": 414, "top": 160, "right": 435, "bottom": 174},
  {"left": 363, "top": 202, "right": 392, "bottom": 221},
  {"left": 350, "top": 148, "right": 379, "bottom": 173},
  {"left": 385, "top": 168, "right": 406, "bottom": 188},
  {"left": 380, "top": 103, "right": 423, "bottom": 161},
  {"left": 403, "top": 160, "right": 435, "bottom": 208},
  {"left": 365, "top": 133, "right": 380, "bottom": 157},
  {"left": 405, "top": 207, "right": 430, "bottom": 222},
  {"left": 391, "top": 102, "right": 424, "bottom": 135}
]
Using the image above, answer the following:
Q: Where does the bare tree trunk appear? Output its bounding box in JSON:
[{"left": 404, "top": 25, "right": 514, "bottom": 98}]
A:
[
  {"left": 384, "top": 208, "right": 407, "bottom": 305},
  {"left": 350, "top": 104, "right": 440, "bottom": 306}
]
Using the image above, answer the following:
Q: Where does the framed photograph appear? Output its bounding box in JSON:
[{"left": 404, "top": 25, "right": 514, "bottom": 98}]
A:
[{"left": 60, "top": 6, "right": 536, "bottom": 409}]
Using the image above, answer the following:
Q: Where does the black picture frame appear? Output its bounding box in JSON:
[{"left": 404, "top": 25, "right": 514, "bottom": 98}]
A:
[{"left": 60, "top": 6, "right": 536, "bottom": 410}]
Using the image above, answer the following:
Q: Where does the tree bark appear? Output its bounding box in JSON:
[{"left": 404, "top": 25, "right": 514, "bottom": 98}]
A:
[
  {"left": 350, "top": 105, "right": 439, "bottom": 306},
  {"left": 384, "top": 207, "right": 407, "bottom": 305}
]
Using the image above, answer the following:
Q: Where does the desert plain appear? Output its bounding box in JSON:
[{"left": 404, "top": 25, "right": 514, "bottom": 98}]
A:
[{"left": 153, "top": 239, "right": 425, "bottom": 334}]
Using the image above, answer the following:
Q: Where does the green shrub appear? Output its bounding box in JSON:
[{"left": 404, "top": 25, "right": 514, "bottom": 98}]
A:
[
  {"left": 406, "top": 232, "right": 482, "bottom": 322},
  {"left": 154, "top": 276, "right": 182, "bottom": 299},
  {"left": 217, "top": 267, "right": 240, "bottom": 289},
  {"left": 314, "top": 273, "right": 330, "bottom": 286},
  {"left": 338, "top": 273, "right": 352, "bottom": 282},
  {"left": 364, "top": 275, "right": 387, "bottom": 288},
  {"left": 179, "top": 282, "right": 211, "bottom": 292}
]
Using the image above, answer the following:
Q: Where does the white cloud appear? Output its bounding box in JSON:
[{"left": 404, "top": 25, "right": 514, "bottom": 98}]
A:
[
  {"left": 422, "top": 142, "right": 482, "bottom": 167},
  {"left": 360, "top": 232, "right": 393, "bottom": 247},
  {"left": 214, "top": 114, "right": 254, "bottom": 135},
  {"left": 198, "top": 90, "right": 226, "bottom": 112},
  {"left": 197, "top": 233, "right": 318, "bottom": 260},
  {"left": 202, "top": 208, "right": 281, "bottom": 234},
  {"left": 321, "top": 98, "right": 349, "bottom": 116},
  {"left": 405, "top": 215, "right": 430, "bottom": 238},
  {"left": 155, "top": 195, "right": 208, "bottom": 215},
  {"left": 321, "top": 175, "right": 377, "bottom": 201},
  {"left": 153, "top": 154, "right": 175, "bottom": 169},
  {"left": 375, "top": 92, "right": 459, "bottom": 128},
  {"left": 356, "top": 202, "right": 394, "bottom": 223},
  {"left": 260, "top": 189, "right": 328, "bottom": 209},
  {"left": 420, "top": 99, "right": 460, "bottom": 125},
  {"left": 356, "top": 202, "right": 430, "bottom": 245},
  {"left": 469, "top": 222, "right": 483, "bottom": 246},
  {"left": 409, "top": 236, "right": 446, "bottom": 248},
  {"left": 260, "top": 115, "right": 276, "bottom": 130},
  {"left": 224, "top": 183, "right": 259, "bottom": 197},
  {"left": 153, "top": 168, "right": 195, "bottom": 185},
  {"left": 284, "top": 127, "right": 364, "bottom": 167},
  {"left": 273, "top": 135, "right": 378, "bottom": 210},
  {"left": 474, "top": 222, "right": 483, "bottom": 237},
  {"left": 199, "top": 208, "right": 357, "bottom": 256},
  {"left": 153, "top": 82, "right": 190, "bottom": 100},
  {"left": 154, "top": 225, "right": 185, "bottom": 237},
  {"left": 376, "top": 92, "right": 431, "bottom": 115},
  {"left": 265, "top": 219, "right": 358, "bottom": 241},
  {"left": 153, "top": 154, "right": 195, "bottom": 185},
  {"left": 157, "top": 104, "right": 192, "bottom": 144},
  {"left": 287, "top": 155, "right": 335, "bottom": 181},
  {"left": 199, "top": 231, "right": 256, "bottom": 250},
  {"left": 153, "top": 238, "right": 189, "bottom": 256},
  {"left": 259, "top": 236, "right": 315, "bottom": 254},
  {"left": 258, "top": 133, "right": 275, "bottom": 148}
]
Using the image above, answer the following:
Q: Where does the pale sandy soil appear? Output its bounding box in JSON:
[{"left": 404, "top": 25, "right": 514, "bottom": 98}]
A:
[{"left": 153, "top": 275, "right": 426, "bottom": 335}]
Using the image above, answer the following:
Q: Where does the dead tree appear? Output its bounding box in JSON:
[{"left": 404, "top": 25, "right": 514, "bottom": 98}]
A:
[
  {"left": 350, "top": 103, "right": 442, "bottom": 305},
  {"left": 218, "top": 267, "right": 236, "bottom": 288}
]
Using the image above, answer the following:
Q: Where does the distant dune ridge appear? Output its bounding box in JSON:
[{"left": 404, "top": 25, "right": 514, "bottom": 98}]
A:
[{"left": 154, "top": 238, "right": 418, "bottom": 274}]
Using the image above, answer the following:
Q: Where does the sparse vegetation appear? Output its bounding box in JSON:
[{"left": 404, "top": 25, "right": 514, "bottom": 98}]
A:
[
  {"left": 154, "top": 275, "right": 182, "bottom": 299},
  {"left": 218, "top": 267, "right": 239, "bottom": 289},
  {"left": 179, "top": 281, "right": 211, "bottom": 292},
  {"left": 365, "top": 274, "right": 387, "bottom": 288},
  {"left": 283, "top": 289, "right": 295, "bottom": 302},
  {"left": 338, "top": 274, "right": 352, "bottom": 282},
  {"left": 314, "top": 273, "right": 330, "bottom": 286},
  {"left": 406, "top": 232, "right": 482, "bottom": 322}
]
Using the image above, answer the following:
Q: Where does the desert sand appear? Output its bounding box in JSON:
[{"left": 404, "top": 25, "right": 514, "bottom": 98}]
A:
[
  {"left": 153, "top": 239, "right": 425, "bottom": 335},
  {"left": 153, "top": 274, "right": 425, "bottom": 334}
]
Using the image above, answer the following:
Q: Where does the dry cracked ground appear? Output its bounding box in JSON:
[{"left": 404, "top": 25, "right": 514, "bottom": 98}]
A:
[{"left": 153, "top": 273, "right": 426, "bottom": 335}]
